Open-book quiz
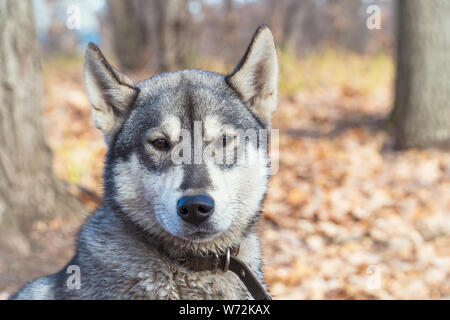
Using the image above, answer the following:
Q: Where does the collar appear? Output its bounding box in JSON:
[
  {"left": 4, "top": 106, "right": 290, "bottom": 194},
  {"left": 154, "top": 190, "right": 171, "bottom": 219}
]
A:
[
  {"left": 178, "top": 246, "right": 240, "bottom": 273},
  {"left": 159, "top": 244, "right": 272, "bottom": 300}
]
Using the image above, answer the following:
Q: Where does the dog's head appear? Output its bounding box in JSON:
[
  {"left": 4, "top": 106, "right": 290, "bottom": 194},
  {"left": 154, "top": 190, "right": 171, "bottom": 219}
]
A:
[{"left": 84, "top": 26, "right": 278, "bottom": 252}]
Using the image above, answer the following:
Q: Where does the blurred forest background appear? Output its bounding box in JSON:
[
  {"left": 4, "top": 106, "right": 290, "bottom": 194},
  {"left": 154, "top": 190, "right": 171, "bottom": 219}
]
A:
[{"left": 0, "top": 0, "right": 449, "bottom": 299}]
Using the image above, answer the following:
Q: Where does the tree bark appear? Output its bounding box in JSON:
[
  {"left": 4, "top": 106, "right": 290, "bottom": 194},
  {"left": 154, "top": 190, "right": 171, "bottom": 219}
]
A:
[
  {"left": 154, "top": 0, "right": 196, "bottom": 72},
  {"left": 108, "top": 0, "right": 149, "bottom": 71},
  {"left": 107, "top": 0, "right": 195, "bottom": 73},
  {"left": 0, "top": 0, "right": 83, "bottom": 252},
  {"left": 391, "top": 0, "right": 450, "bottom": 149}
]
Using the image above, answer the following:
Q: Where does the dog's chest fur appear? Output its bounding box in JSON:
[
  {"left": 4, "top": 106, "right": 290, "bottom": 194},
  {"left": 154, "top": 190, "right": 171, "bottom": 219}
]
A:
[
  {"left": 13, "top": 207, "right": 264, "bottom": 300},
  {"left": 62, "top": 209, "right": 260, "bottom": 300},
  {"left": 121, "top": 264, "right": 250, "bottom": 299}
]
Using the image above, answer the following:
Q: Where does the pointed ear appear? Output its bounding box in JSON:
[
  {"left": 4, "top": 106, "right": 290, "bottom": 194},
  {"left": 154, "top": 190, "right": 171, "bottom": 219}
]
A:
[
  {"left": 84, "top": 43, "right": 139, "bottom": 144},
  {"left": 226, "top": 25, "right": 279, "bottom": 125}
]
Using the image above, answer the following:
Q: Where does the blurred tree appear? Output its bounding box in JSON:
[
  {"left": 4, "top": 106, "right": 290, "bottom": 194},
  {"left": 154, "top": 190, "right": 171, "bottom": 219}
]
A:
[
  {"left": 270, "top": 0, "right": 317, "bottom": 51},
  {"left": 108, "top": 0, "right": 149, "bottom": 71},
  {"left": 280, "top": 0, "right": 304, "bottom": 50},
  {"left": 156, "top": 0, "right": 197, "bottom": 71},
  {"left": 328, "top": 0, "right": 369, "bottom": 52},
  {"left": 108, "top": 0, "right": 196, "bottom": 72},
  {"left": 0, "top": 0, "right": 83, "bottom": 252},
  {"left": 221, "top": 0, "right": 238, "bottom": 61},
  {"left": 391, "top": 0, "right": 450, "bottom": 149}
]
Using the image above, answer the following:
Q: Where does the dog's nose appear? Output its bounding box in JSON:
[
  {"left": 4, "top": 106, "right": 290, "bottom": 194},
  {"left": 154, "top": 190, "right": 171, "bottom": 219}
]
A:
[{"left": 177, "top": 195, "right": 214, "bottom": 226}]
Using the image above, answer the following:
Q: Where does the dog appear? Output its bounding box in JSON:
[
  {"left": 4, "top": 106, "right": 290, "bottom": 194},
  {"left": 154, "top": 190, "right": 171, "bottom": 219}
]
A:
[{"left": 11, "top": 25, "right": 278, "bottom": 300}]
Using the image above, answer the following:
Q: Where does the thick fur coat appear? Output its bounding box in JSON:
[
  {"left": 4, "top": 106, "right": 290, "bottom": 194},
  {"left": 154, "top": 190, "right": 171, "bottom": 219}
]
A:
[{"left": 12, "top": 25, "right": 278, "bottom": 300}]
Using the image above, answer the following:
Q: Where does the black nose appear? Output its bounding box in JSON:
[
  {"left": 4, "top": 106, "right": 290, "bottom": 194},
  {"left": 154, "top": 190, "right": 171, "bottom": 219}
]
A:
[{"left": 177, "top": 195, "right": 214, "bottom": 226}]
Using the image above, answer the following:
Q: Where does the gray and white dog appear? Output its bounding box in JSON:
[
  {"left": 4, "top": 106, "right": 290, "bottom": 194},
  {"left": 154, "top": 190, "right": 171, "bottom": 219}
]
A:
[{"left": 12, "top": 25, "right": 278, "bottom": 300}]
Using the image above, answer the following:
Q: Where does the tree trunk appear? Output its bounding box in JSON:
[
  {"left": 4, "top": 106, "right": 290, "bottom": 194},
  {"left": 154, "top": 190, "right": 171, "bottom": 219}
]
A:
[
  {"left": 107, "top": 0, "right": 195, "bottom": 73},
  {"left": 108, "top": 0, "right": 149, "bottom": 71},
  {"left": 154, "top": 0, "right": 196, "bottom": 72},
  {"left": 220, "top": 0, "right": 237, "bottom": 61},
  {"left": 391, "top": 0, "right": 450, "bottom": 149},
  {"left": 281, "top": 0, "right": 304, "bottom": 50},
  {"left": 0, "top": 0, "right": 83, "bottom": 252}
]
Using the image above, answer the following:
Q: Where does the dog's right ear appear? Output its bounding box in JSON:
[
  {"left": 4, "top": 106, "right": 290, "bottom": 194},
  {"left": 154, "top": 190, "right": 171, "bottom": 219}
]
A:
[
  {"left": 84, "top": 43, "right": 139, "bottom": 144},
  {"left": 226, "top": 25, "right": 278, "bottom": 126}
]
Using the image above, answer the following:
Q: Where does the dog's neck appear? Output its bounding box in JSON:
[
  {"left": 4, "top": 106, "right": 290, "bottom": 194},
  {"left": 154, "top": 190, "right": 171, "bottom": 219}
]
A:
[{"left": 103, "top": 203, "right": 271, "bottom": 300}]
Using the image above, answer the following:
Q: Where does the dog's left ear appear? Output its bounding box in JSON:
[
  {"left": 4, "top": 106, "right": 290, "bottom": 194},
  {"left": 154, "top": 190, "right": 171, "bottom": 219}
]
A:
[
  {"left": 226, "top": 25, "right": 279, "bottom": 125},
  {"left": 84, "top": 43, "right": 139, "bottom": 145}
]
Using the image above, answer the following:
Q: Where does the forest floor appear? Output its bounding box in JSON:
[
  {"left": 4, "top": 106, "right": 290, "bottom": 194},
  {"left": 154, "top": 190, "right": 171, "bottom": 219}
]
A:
[{"left": 0, "top": 50, "right": 449, "bottom": 299}]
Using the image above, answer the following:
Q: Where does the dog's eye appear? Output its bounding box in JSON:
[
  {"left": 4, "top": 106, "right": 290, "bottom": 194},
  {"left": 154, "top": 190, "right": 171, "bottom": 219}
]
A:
[{"left": 151, "top": 138, "right": 170, "bottom": 150}]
